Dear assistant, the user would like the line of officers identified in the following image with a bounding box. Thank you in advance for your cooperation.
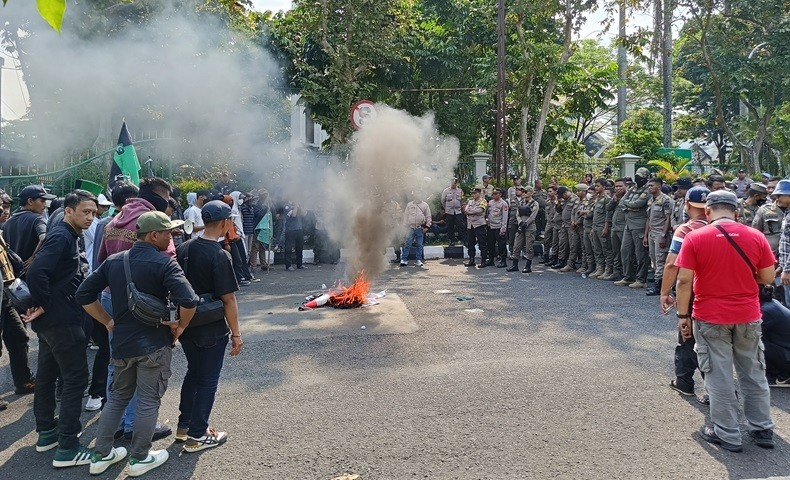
[467,169,784,296]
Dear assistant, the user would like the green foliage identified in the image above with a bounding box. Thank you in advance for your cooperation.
[172,178,214,206]
[609,109,663,160]
[36,0,66,32]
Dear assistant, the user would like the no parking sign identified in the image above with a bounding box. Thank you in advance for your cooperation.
[349,100,377,130]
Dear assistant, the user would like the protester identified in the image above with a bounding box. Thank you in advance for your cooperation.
[183,190,208,239]
[175,200,243,452]
[675,189,776,452]
[282,200,306,272]
[759,285,790,387]
[400,193,432,268]
[77,211,198,476]
[24,190,97,467]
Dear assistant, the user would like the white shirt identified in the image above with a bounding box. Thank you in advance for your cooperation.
[183,205,204,238]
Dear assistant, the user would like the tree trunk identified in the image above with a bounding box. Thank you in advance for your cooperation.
[661,0,673,148]
[617,0,627,129]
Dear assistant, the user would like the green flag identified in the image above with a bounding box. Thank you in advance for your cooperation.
[111,121,141,186]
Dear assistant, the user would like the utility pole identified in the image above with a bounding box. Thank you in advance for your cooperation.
[495,0,507,184]
[616,0,627,130]
[0,56,4,152]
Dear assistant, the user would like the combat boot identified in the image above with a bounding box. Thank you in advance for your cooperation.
[597,267,613,280]
[506,259,519,272]
[646,278,662,296]
[464,258,476,267]
[589,267,605,279]
[496,258,507,268]
[559,264,574,273]
[485,258,495,267]
[551,260,566,270]
[521,259,532,274]
[576,265,587,274]
[614,278,632,286]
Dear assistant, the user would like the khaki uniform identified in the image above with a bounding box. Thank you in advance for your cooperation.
[507,194,520,254]
[511,198,539,260]
[486,198,509,263]
[620,184,650,283]
[591,193,613,274]
[646,193,672,282]
[563,195,581,264]
[465,198,488,261]
[608,195,627,278]
[753,202,785,257]
[543,198,557,256]
[579,197,595,272]
[477,183,495,201]
[670,197,685,232]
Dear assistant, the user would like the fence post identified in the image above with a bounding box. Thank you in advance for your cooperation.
[471,152,491,185]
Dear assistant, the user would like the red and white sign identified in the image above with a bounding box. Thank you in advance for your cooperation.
[350,100,377,130]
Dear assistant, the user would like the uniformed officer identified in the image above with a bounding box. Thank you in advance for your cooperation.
[560,184,586,272]
[463,188,488,268]
[616,167,651,288]
[578,186,596,275]
[506,179,522,256]
[754,187,786,258]
[643,177,672,296]
[605,178,628,281]
[546,187,564,267]
[507,186,539,273]
[590,178,612,279]
[542,185,558,265]
[552,187,572,270]
[485,188,508,267]
[478,175,495,202]
[670,177,692,232]
[740,183,768,226]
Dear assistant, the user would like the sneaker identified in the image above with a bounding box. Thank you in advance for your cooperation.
[15,378,35,395]
[399,262,408,267]
[183,428,228,453]
[286,266,295,271]
[628,281,646,289]
[52,444,94,467]
[174,427,188,442]
[297,265,307,269]
[123,422,172,442]
[85,395,103,412]
[698,426,742,452]
[669,380,695,396]
[36,427,59,452]
[697,394,710,406]
[128,450,169,477]
[751,429,775,449]
[90,447,127,475]
[415,260,424,267]
[0,399,7,411]
[768,376,790,388]
[239,280,251,286]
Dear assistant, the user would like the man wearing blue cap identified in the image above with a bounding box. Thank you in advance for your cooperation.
[774,179,790,306]
[661,186,710,404]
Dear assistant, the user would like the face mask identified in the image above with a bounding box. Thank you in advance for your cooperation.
[45,200,52,209]
[585,193,593,200]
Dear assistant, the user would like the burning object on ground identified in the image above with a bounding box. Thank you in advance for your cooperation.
[299,274,384,310]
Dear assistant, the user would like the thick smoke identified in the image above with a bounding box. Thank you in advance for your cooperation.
[330,106,459,280]
[2,1,288,181]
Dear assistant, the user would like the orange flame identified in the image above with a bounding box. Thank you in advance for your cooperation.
[329,273,370,307]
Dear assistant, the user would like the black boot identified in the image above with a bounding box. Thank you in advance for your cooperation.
[496,257,507,268]
[464,258,476,267]
[646,277,662,296]
[521,259,532,273]
[541,255,552,265]
[551,260,566,270]
[485,258,495,267]
[506,259,519,272]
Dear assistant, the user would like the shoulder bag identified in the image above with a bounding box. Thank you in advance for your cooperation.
[181,241,226,328]
[123,251,170,327]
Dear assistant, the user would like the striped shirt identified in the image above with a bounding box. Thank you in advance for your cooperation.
[669,215,708,255]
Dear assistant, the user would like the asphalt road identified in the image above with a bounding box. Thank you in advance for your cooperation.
[1,258,789,479]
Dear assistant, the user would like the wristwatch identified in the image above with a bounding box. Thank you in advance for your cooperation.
[676,313,690,319]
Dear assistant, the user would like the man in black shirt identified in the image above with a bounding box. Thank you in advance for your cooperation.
[77,211,198,476]
[23,190,97,468]
[174,200,242,452]
[760,286,790,386]
[3,184,55,266]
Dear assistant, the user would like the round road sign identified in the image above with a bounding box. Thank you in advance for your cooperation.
[350,100,377,130]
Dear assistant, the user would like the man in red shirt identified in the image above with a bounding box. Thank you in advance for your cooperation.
[675,189,776,452]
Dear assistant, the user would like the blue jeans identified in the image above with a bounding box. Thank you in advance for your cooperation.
[178,335,228,438]
[102,291,138,432]
[33,323,89,450]
[693,319,774,445]
[401,227,425,262]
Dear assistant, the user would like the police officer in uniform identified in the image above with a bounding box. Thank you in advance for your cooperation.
[616,167,651,288]
[507,177,522,256]
[591,178,612,279]
[463,188,488,268]
[542,186,558,265]
[560,184,585,272]
[754,187,786,259]
[740,183,768,226]
[604,178,628,281]
[670,178,692,232]
[552,187,572,270]
[644,177,673,296]
[578,186,596,275]
[507,186,539,273]
[485,188,508,267]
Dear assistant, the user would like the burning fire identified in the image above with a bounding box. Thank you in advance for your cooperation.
[329,273,370,308]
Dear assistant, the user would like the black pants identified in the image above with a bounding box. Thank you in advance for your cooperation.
[763,339,790,381]
[674,332,700,392]
[0,297,34,389]
[445,214,465,243]
[284,229,304,268]
[230,239,251,281]
[466,225,488,261]
[87,317,110,399]
[34,324,89,450]
[486,227,506,262]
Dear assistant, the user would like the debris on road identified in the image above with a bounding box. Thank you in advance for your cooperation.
[455,295,474,301]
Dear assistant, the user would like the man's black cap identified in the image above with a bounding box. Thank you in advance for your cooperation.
[19,185,56,202]
[672,177,693,191]
[201,200,232,223]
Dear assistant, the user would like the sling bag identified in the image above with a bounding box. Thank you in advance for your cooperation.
[123,251,170,327]
[181,241,226,328]
[714,224,757,279]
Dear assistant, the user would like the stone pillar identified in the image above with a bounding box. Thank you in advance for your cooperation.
[471,152,491,184]
[614,153,642,179]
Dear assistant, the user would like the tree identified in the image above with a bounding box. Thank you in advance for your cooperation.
[675,0,790,174]
[608,108,663,160]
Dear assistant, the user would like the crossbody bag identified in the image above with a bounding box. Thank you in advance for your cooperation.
[714,224,757,280]
[123,251,170,327]
[181,241,226,328]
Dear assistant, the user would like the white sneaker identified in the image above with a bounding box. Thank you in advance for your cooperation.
[128,450,169,477]
[399,261,408,267]
[416,260,424,267]
[90,447,127,475]
[183,429,228,453]
[85,396,103,411]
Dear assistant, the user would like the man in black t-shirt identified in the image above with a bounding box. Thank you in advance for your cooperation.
[175,200,242,453]
[3,185,55,265]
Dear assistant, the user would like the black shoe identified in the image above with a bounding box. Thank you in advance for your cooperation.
[698,426,742,452]
[464,261,476,267]
[485,259,495,267]
[15,378,35,395]
[551,261,566,270]
[522,259,532,274]
[696,394,710,406]
[751,429,775,449]
[645,288,660,296]
[496,261,506,268]
[669,380,695,396]
[476,263,487,269]
[0,399,7,411]
[506,260,519,272]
